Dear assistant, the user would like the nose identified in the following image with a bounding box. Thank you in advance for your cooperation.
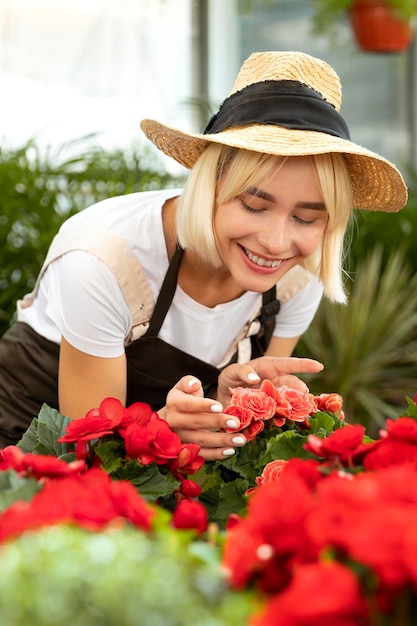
[258,216,293,256]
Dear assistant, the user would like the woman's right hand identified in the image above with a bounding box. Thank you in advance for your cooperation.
[158,375,246,462]
[216,355,324,407]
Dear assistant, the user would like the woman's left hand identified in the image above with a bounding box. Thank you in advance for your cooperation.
[216,356,324,407]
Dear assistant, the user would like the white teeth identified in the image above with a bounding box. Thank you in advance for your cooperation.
[244,248,282,268]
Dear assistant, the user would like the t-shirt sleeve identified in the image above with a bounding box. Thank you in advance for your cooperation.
[273,275,323,338]
[45,251,132,358]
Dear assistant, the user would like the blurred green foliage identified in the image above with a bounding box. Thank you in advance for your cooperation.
[0,524,253,626]
[295,170,417,432]
[0,136,183,335]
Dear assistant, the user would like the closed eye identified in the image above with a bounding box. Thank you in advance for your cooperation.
[294,215,317,225]
[239,199,265,214]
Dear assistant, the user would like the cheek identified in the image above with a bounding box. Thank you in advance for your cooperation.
[298,223,327,255]
[214,203,246,239]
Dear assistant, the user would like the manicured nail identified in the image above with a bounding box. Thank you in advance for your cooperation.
[231,436,245,445]
[247,372,260,381]
[225,419,239,429]
[211,404,222,413]
[222,448,235,457]
[188,378,199,387]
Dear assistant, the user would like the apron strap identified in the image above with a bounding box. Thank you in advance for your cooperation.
[144,245,184,337]
[260,286,281,346]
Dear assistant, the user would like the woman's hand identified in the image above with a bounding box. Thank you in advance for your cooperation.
[159,375,246,462]
[216,356,324,407]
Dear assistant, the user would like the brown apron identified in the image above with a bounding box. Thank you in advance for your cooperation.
[0,246,279,446]
[0,321,60,446]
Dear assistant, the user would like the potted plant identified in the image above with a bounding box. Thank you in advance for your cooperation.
[311,0,416,52]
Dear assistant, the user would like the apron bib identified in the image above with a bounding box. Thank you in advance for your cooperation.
[126,246,279,409]
[126,247,216,407]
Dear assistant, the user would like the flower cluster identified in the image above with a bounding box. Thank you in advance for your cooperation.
[224,381,343,440]
[2,385,417,625]
[222,397,417,626]
[57,397,206,503]
[195,383,345,524]
[0,398,210,542]
[0,453,155,543]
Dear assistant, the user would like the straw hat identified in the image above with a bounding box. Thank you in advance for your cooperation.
[140,51,407,212]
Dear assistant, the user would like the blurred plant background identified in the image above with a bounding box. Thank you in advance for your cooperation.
[0,523,252,626]
[294,166,417,434]
[0,137,183,332]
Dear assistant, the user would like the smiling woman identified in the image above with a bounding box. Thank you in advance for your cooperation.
[0,50,407,464]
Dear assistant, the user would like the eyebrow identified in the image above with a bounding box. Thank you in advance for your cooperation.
[246,187,327,211]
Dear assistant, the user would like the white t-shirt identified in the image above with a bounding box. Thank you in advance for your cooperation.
[20,189,323,366]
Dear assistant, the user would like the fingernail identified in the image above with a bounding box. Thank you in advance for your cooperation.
[247,372,260,381]
[188,378,199,387]
[226,419,239,429]
[222,448,235,457]
[211,404,222,413]
[231,436,245,445]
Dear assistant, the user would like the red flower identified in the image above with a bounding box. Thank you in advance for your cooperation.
[304,424,367,462]
[364,440,417,471]
[178,478,202,498]
[122,418,182,465]
[225,513,242,530]
[167,443,204,476]
[0,446,26,471]
[223,474,315,593]
[306,467,417,593]
[363,418,417,470]
[105,477,156,530]
[223,405,253,431]
[21,454,86,479]
[0,501,35,543]
[275,386,316,423]
[283,457,325,491]
[242,418,265,442]
[172,498,208,534]
[246,460,289,496]
[251,561,369,626]
[383,416,417,444]
[0,446,86,479]
[0,468,155,542]
[255,460,288,487]
[58,397,125,443]
[229,386,277,421]
[118,401,157,431]
[314,392,344,415]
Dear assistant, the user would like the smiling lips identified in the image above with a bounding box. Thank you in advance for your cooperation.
[243,246,283,269]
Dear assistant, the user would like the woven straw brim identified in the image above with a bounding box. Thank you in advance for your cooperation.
[140,119,408,213]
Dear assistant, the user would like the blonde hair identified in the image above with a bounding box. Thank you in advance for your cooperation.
[177,144,352,303]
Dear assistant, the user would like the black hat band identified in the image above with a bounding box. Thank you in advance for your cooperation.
[204,80,350,140]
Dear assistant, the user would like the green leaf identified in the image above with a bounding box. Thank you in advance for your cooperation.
[263,430,312,461]
[111,461,181,501]
[18,404,73,457]
[17,417,40,453]
[215,478,249,523]
[0,471,40,512]
[94,439,125,473]
[404,397,417,419]
[309,411,338,434]
[219,435,268,483]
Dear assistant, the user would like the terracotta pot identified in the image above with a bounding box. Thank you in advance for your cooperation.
[348,0,414,52]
